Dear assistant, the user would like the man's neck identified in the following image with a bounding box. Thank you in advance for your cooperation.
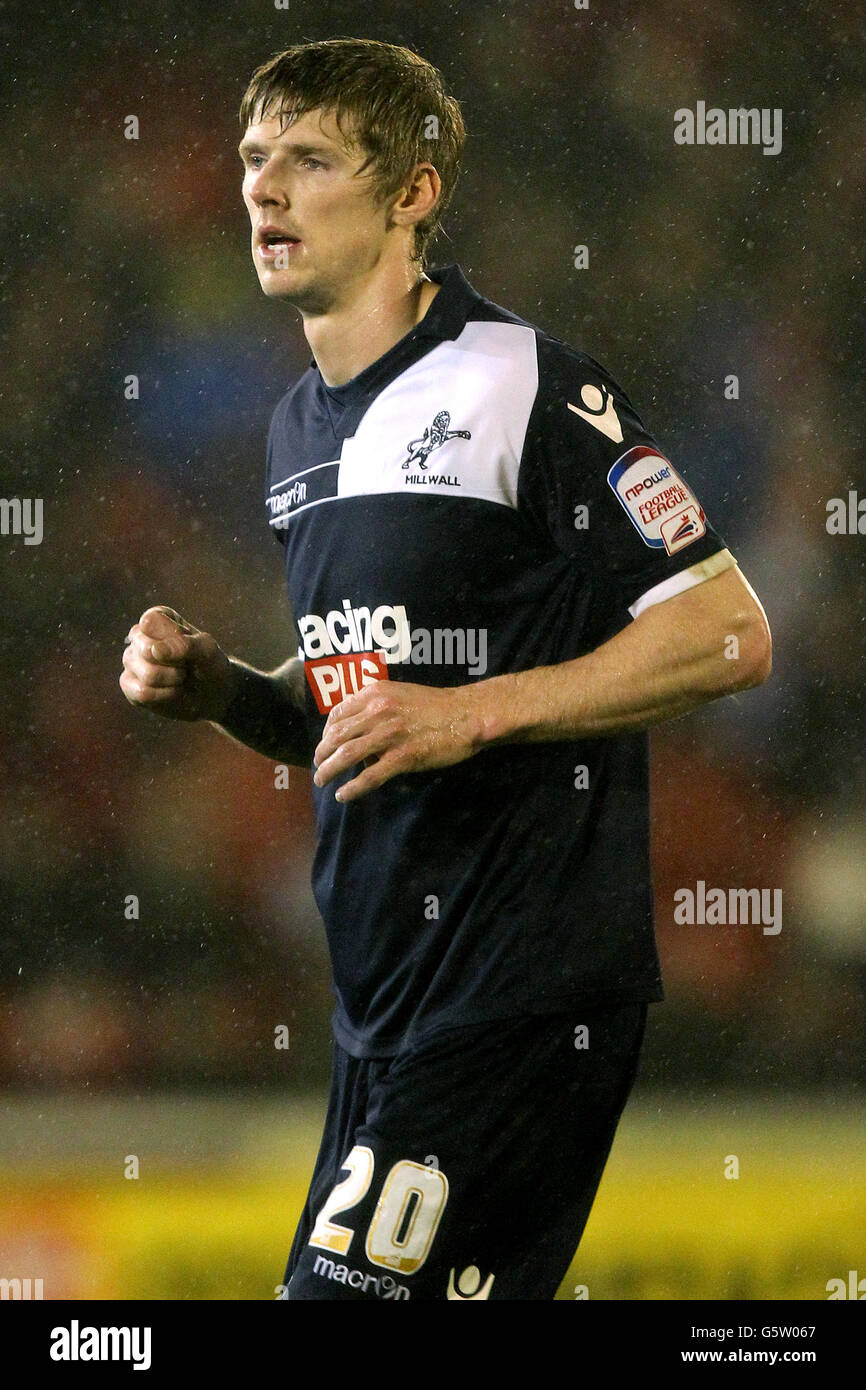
[304,267,441,388]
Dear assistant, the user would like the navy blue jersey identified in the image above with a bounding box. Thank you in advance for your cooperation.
[264,263,736,1058]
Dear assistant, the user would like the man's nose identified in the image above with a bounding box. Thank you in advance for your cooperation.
[248,168,286,208]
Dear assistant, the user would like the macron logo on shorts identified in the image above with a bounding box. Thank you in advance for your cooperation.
[446,1265,496,1300]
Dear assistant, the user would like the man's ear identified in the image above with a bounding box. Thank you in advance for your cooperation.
[388,162,441,231]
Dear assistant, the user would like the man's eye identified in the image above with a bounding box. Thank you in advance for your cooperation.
[302,157,325,169]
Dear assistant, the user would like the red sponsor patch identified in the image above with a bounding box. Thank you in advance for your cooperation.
[305,651,389,713]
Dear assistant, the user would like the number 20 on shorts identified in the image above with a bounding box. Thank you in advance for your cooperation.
[309,1146,449,1275]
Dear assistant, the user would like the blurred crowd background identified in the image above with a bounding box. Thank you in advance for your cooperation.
[1,0,864,1100]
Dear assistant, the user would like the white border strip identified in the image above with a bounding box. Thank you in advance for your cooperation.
[628,548,737,619]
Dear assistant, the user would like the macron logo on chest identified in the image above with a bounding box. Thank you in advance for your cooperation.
[267,321,539,530]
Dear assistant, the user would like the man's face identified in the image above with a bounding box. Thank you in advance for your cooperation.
[239,104,396,312]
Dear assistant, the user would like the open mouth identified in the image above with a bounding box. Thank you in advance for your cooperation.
[258,229,301,258]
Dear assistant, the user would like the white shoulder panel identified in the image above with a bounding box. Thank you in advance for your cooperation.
[336,320,539,508]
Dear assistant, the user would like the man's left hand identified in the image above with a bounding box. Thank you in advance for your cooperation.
[312,680,483,803]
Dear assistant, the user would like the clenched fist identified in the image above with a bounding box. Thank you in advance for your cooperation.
[120,606,235,723]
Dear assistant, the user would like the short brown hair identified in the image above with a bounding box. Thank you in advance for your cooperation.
[239,38,466,267]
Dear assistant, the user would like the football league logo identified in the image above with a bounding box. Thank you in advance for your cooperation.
[402,409,471,470]
[660,505,704,553]
[608,445,706,555]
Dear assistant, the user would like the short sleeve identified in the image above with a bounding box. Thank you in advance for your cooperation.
[517,338,736,617]
[264,401,288,549]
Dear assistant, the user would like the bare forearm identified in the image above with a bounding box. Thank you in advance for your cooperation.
[309,567,772,803]
[465,591,771,748]
[210,657,313,766]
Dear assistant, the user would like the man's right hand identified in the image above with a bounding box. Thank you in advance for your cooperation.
[120,606,236,723]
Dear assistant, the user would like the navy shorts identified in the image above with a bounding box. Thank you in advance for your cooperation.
[280,1001,648,1301]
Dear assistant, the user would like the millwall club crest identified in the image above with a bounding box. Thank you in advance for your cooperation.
[402,409,471,470]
